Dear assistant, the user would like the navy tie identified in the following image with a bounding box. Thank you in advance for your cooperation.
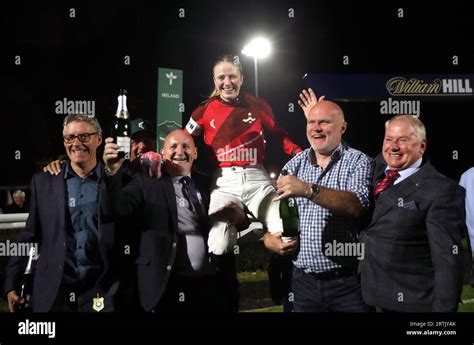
[180,176,207,227]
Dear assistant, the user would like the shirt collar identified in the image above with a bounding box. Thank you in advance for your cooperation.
[307,143,345,167]
[215,92,251,107]
[64,161,101,181]
[385,157,422,177]
[172,173,192,184]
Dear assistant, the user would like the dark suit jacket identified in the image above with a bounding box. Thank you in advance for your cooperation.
[360,157,466,312]
[106,169,213,312]
[112,160,143,311]
[3,164,120,312]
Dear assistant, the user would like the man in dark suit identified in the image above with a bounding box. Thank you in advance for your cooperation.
[40,117,157,312]
[103,129,247,312]
[39,118,155,312]
[4,114,119,312]
[360,115,466,312]
[113,118,157,312]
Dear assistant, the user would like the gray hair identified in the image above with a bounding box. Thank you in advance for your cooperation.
[13,190,26,198]
[385,115,426,141]
[62,114,102,136]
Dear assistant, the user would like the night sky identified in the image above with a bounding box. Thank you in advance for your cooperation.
[2,0,473,188]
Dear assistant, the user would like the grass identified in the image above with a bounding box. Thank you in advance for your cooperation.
[237,269,268,282]
[0,301,8,312]
[459,285,474,312]
[244,305,283,313]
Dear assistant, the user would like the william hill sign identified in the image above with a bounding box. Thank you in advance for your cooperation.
[306,74,474,101]
[386,77,472,96]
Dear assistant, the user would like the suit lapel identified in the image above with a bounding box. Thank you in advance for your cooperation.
[369,162,427,226]
[162,176,179,234]
[97,165,108,240]
[51,172,67,240]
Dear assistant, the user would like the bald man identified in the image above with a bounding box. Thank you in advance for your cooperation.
[103,130,248,312]
[265,90,374,312]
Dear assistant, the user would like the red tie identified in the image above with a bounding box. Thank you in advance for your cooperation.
[374,169,400,199]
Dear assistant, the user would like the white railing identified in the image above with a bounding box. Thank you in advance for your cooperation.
[0,213,261,234]
[0,213,28,230]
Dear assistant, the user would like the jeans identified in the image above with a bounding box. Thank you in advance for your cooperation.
[292,266,372,312]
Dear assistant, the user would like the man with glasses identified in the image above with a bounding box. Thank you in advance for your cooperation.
[40,117,157,311]
[42,117,156,175]
[4,114,119,312]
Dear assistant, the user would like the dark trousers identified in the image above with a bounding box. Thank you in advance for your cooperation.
[211,253,239,312]
[154,273,228,312]
[50,285,114,312]
[268,253,293,312]
[292,266,372,312]
[375,306,398,312]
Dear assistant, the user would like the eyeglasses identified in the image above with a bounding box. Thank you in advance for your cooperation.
[63,132,98,144]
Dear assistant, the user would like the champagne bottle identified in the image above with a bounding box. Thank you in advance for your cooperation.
[279,169,299,242]
[112,89,131,159]
[15,247,36,312]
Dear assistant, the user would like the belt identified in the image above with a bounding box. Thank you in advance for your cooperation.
[221,164,262,171]
[310,267,357,280]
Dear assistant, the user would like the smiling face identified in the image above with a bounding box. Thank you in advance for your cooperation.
[213,61,244,102]
[131,132,155,161]
[382,118,426,171]
[161,130,197,176]
[306,101,347,157]
[63,120,102,172]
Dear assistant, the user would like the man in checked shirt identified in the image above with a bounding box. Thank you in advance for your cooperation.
[265,89,374,312]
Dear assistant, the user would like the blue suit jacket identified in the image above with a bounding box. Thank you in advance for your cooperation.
[3,164,120,312]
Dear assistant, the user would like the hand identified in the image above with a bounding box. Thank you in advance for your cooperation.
[274,175,309,201]
[7,290,24,312]
[298,88,325,119]
[103,137,125,175]
[42,160,65,175]
[263,232,298,256]
[213,203,246,226]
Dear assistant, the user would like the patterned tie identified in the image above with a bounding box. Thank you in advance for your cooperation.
[374,169,400,199]
[180,176,207,226]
